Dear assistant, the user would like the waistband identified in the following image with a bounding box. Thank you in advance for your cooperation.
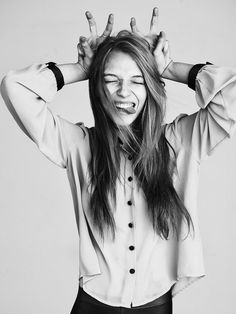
[131,288,172,308]
[78,287,172,309]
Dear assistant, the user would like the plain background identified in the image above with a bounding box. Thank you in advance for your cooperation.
[0,0,236,313]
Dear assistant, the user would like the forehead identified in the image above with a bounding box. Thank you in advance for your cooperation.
[104,50,142,76]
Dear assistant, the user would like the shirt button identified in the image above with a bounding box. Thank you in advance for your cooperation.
[129,268,135,274]
[128,155,132,160]
[128,176,133,181]
[128,223,133,228]
[129,245,135,251]
[127,200,132,206]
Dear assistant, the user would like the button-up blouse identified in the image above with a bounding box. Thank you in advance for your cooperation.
[1,63,236,308]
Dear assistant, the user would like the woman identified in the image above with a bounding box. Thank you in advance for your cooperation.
[1,7,236,314]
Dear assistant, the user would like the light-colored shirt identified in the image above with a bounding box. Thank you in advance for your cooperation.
[1,63,236,308]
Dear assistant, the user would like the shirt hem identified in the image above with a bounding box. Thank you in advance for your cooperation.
[82,281,175,308]
[80,274,206,308]
[172,274,206,298]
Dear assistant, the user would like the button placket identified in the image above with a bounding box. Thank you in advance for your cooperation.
[125,153,134,189]
[125,153,135,209]
[117,149,136,305]
[120,152,134,195]
[126,157,137,304]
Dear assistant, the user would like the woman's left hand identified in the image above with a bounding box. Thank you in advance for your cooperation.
[152,31,172,76]
[130,7,159,52]
[130,7,172,76]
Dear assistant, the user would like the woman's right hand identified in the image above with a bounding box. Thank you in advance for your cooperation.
[77,11,114,78]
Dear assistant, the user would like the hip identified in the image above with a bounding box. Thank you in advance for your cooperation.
[70,287,173,314]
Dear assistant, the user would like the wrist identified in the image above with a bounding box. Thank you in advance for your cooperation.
[46,62,64,90]
[161,60,175,80]
[56,63,88,85]
[161,59,174,78]
[162,62,194,84]
[74,63,89,81]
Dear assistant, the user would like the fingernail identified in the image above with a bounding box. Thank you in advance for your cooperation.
[109,14,114,22]
[80,36,86,43]
[85,11,92,18]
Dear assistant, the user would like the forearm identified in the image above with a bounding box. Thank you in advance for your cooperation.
[40,62,87,86]
[1,61,88,144]
[162,61,194,84]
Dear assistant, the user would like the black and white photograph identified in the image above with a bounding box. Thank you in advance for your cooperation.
[0,1,236,313]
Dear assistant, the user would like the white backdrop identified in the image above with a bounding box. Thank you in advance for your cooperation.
[0,0,236,313]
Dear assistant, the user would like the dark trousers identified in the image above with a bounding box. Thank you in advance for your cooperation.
[70,287,173,314]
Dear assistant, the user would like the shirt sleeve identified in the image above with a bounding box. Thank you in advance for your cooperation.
[0,63,86,169]
[166,64,236,162]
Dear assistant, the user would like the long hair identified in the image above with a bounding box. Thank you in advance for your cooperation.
[87,30,194,242]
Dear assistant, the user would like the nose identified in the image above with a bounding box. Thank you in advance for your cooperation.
[116,80,131,98]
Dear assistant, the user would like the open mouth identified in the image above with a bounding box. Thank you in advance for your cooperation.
[115,102,136,114]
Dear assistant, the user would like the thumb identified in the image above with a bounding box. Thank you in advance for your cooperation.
[163,40,169,55]
[80,37,93,59]
[153,31,166,56]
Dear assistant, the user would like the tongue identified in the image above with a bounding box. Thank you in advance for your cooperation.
[119,106,136,114]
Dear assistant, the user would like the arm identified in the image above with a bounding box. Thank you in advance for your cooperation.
[0,63,80,169]
[130,8,236,161]
[156,34,236,160]
[154,33,236,161]
[40,62,87,86]
[161,61,194,85]
[170,64,236,162]
[41,11,114,85]
[130,8,194,84]
[0,12,114,168]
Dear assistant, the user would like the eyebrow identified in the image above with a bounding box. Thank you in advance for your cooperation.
[104,73,144,78]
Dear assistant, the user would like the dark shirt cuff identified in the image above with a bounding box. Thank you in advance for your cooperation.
[46,62,65,91]
[188,62,213,91]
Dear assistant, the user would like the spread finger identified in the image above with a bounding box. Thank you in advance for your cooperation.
[150,7,158,34]
[101,13,114,38]
[85,11,97,38]
[130,17,140,34]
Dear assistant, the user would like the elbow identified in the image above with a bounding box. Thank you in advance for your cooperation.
[1,70,16,83]
[0,75,9,100]
[0,70,17,100]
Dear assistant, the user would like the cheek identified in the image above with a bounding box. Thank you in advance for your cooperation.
[105,84,116,96]
[137,88,147,103]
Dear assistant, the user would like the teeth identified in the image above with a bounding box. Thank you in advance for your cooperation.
[116,102,134,108]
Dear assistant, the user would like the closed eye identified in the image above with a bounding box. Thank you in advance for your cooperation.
[132,81,144,85]
[105,80,144,85]
[104,80,118,84]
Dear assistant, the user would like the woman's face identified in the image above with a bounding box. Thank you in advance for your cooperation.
[103,50,147,126]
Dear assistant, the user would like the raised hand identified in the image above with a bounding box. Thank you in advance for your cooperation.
[130,7,159,52]
[77,36,94,77]
[84,11,114,51]
[77,11,114,78]
[77,12,114,78]
[130,7,172,76]
[152,31,172,76]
